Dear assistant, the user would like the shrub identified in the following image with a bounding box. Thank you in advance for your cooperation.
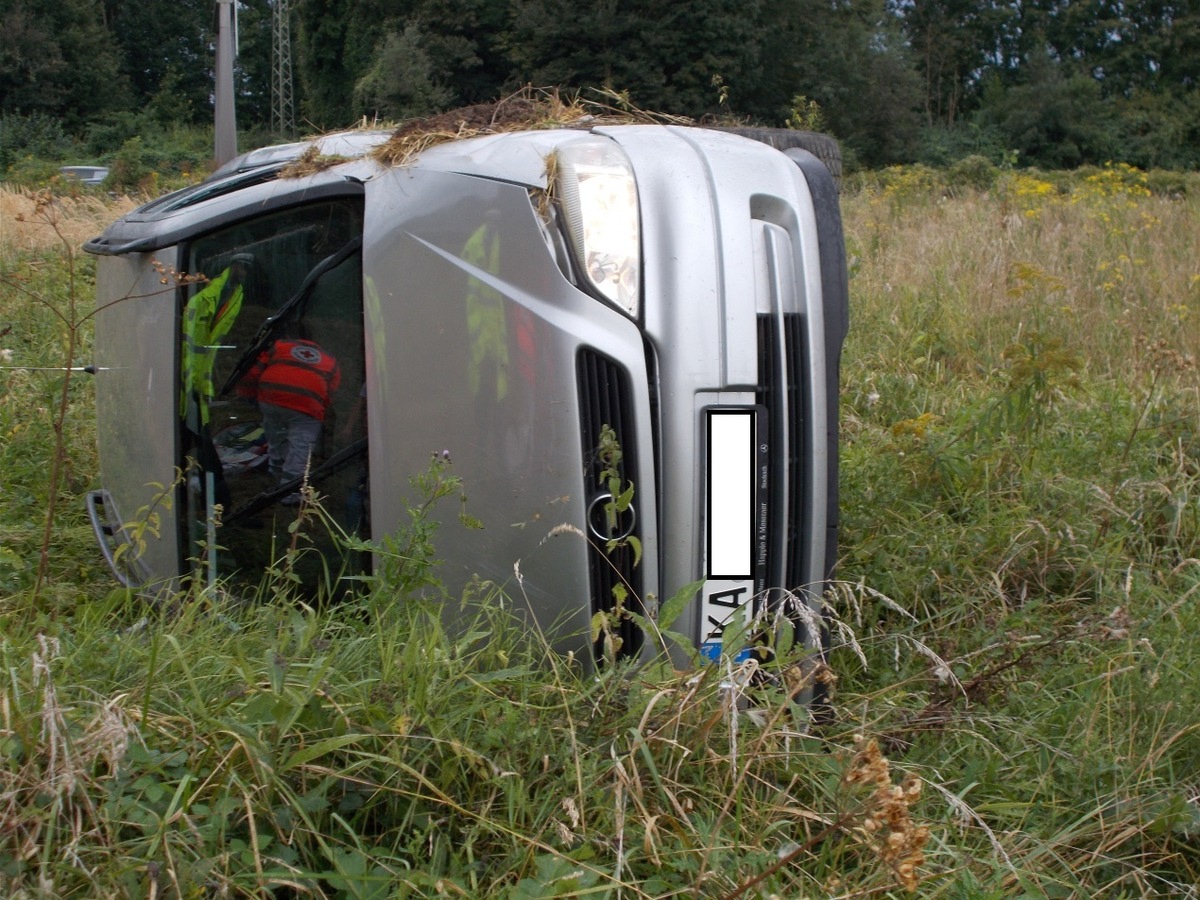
[1143,168,1196,198]
[3,155,66,188]
[104,136,155,193]
[946,154,998,192]
[0,113,73,170]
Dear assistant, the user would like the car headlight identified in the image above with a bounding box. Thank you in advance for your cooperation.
[556,137,641,318]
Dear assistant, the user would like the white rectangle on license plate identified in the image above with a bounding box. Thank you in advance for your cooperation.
[707,409,754,577]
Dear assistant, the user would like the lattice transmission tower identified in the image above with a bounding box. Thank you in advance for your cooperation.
[272,0,296,138]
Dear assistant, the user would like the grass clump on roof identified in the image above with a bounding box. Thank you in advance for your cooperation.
[369,86,692,168]
[278,144,354,179]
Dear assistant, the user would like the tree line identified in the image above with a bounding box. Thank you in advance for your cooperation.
[2,0,1198,172]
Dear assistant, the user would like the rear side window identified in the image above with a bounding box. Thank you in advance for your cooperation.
[177,199,368,590]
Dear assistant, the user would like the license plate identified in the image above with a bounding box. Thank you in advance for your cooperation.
[700,407,768,662]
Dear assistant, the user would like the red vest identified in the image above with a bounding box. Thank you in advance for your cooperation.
[247,339,341,421]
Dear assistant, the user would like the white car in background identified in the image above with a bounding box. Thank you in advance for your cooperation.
[59,165,109,186]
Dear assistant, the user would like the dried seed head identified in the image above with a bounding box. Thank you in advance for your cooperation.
[842,738,930,891]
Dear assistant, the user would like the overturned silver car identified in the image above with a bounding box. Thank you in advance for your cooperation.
[85,110,848,668]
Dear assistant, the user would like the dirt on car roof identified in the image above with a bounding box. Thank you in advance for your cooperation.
[369,86,691,168]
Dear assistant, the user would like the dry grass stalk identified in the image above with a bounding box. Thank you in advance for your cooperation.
[1,637,137,894]
[0,188,135,259]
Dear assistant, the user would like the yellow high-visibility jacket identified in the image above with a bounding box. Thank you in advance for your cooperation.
[180,267,244,428]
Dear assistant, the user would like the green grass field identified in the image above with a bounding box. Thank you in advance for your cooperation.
[1,165,1199,897]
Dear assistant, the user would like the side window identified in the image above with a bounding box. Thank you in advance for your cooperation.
[178,199,368,590]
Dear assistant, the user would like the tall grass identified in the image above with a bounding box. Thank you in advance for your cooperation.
[0,188,137,264]
[837,163,1200,895]
[2,168,1200,895]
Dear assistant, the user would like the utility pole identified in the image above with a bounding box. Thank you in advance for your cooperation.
[214,0,238,165]
[272,0,296,138]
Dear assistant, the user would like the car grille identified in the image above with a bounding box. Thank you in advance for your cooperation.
[577,348,644,659]
[757,312,808,596]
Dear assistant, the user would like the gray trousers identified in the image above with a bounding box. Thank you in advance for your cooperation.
[260,403,322,482]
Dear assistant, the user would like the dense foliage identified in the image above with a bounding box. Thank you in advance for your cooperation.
[1,0,1199,172]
